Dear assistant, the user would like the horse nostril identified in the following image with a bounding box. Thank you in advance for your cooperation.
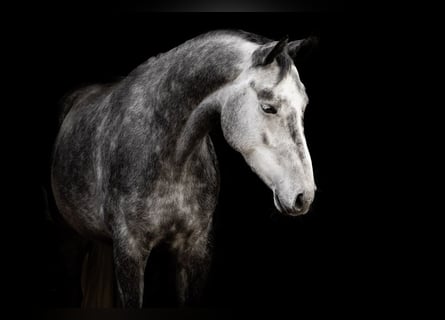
[294,193,304,210]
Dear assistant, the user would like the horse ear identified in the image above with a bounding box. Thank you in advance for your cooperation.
[253,36,289,66]
[288,35,319,63]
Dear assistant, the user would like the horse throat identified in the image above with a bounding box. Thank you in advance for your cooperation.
[175,99,221,165]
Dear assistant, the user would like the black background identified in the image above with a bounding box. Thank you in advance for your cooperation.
[6,3,434,316]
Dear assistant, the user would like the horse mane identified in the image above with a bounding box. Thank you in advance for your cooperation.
[213,29,293,82]
[127,29,292,85]
[204,29,274,44]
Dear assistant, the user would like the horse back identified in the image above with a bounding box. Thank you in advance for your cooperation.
[57,84,107,127]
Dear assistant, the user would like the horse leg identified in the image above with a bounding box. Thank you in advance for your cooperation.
[80,241,114,308]
[112,238,151,308]
[176,237,211,306]
[56,224,89,306]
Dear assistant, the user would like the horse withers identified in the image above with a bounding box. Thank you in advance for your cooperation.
[51,30,317,307]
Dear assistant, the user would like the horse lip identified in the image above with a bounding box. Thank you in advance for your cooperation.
[273,193,309,216]
[273,193,285,214]
[289,207,308,216]
[291,201,312,216]
[274,193,291,215]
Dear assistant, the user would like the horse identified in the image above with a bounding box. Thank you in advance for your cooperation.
[51,29,317,308]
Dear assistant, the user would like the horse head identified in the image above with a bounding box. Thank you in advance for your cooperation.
[220,36,317,216]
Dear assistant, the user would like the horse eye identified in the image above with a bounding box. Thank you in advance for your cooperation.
[261,104,277,114]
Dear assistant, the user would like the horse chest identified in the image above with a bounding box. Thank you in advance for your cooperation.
[139,162,218,241]
[151,173,214,219]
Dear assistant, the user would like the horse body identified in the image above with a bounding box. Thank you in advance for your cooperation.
[52,35,243,238]
[51,30,317,307]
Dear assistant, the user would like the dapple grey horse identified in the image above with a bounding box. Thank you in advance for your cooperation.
[51,30,317,308]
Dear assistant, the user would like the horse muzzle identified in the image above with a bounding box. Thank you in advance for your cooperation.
[273,190,314,216]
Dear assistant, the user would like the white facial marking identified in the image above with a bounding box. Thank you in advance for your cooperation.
[276,66,308,107]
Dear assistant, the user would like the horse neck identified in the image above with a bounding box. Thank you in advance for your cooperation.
[129,36,252,162]
[156,39,242,109]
